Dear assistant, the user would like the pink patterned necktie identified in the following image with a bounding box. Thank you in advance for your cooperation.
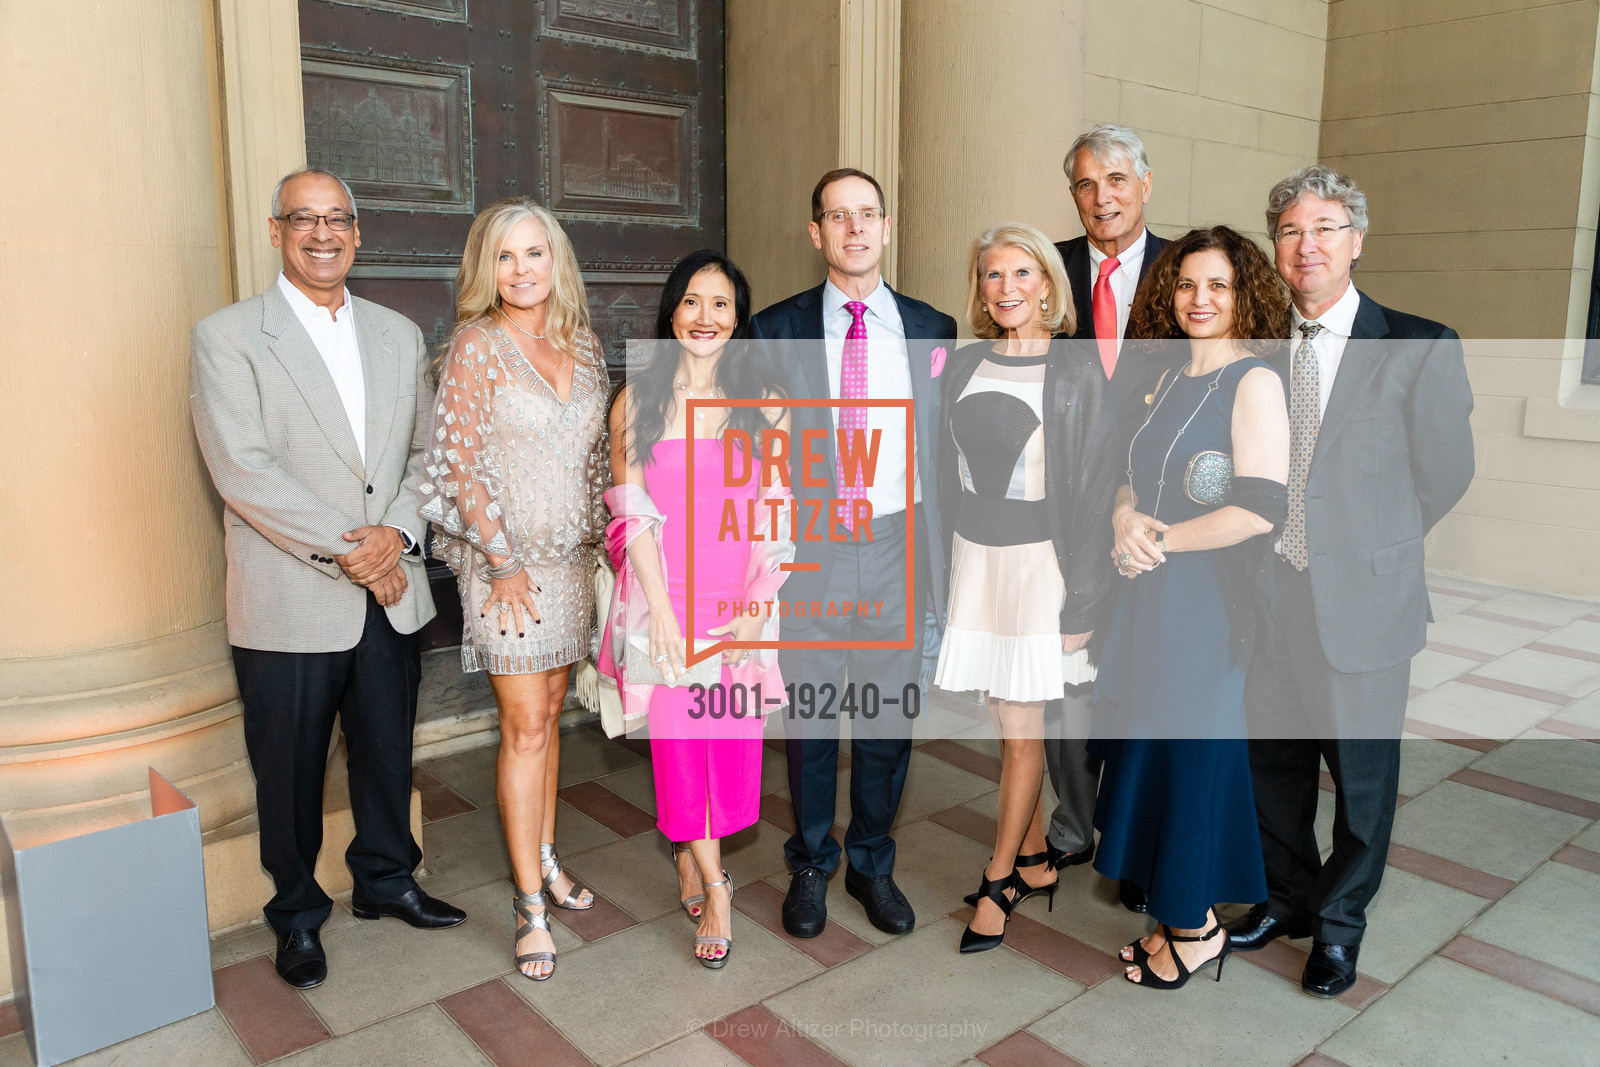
[836,300,870,529]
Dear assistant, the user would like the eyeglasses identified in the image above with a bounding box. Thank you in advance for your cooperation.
[276,212,357,232]
[1273,223,1353,244]
[818,208,881,226]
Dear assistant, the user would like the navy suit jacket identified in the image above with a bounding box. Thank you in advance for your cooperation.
[1055,231,1176,441]
[750,282,957,620]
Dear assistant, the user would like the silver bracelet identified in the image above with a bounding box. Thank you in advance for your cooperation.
[486,556,524,580]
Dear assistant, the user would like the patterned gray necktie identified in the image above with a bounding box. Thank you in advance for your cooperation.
[1283,321,1324,570]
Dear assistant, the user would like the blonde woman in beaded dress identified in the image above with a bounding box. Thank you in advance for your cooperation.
[421,198,609,980]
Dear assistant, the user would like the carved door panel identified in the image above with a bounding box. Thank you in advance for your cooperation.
[298,0,725,370]
[299,0,724,649]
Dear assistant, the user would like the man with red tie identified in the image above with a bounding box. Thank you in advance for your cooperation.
[1047,124,1175,913]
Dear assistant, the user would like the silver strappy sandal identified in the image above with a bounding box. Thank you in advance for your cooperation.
[694,871,734,970]
[540,843,595,910]
[513,884,556,981]
[672,841,705,920]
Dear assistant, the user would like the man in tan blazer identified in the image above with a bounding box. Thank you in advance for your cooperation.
[191,167,464,990]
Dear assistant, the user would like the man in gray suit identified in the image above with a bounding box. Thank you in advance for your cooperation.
[191,167,464,989]
[1226,166,1474,998]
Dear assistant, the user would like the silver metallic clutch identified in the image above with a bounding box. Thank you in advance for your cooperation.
[624,634,722,688]
[1183,450,1233,506]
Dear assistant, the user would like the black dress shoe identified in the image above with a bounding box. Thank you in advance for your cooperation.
[275,928,327,989]
[1302,941,1359,998]
[783,867,829,938]
[845,867,915,935]
[1224,904,1313,952]
[1119,880,1149,914]
[351,886,467,929]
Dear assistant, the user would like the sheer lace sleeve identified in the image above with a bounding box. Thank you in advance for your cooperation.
[420,323,515,576]
[579,330,613,539]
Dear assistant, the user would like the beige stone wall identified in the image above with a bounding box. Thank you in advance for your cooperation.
[1322,0,1600,596]
[726,0,843,309]
[897,1,1087,327]
[1080,0,1328,247]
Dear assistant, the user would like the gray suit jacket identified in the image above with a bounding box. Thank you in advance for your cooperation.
[190,283,437,653]
[1274,290,1475,674]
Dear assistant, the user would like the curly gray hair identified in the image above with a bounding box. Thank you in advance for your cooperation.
[1063,124,1152,181]
[1265,165,1367,240]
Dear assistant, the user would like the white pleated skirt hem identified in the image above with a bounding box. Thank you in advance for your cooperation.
[934,626,1066,703]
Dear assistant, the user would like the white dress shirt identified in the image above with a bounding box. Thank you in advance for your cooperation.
[278,272,366,462]
[1086,227,1148,351]
[1290,281,1361,419]
[821,277,919,513]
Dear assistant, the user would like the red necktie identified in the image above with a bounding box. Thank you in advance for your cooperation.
[836,300,869,530]
[1093,255,1121,378]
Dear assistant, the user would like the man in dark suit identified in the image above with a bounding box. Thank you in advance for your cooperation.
[750,168,956,939]
[1226,166,1475,998]
[1045,125,1174,908]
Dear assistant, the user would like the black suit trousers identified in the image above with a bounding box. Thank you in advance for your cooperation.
[231,591,424,934]
[1243,561,1409,946]
[781,508,926,878]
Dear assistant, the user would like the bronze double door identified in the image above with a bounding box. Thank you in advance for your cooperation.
[298,0,726,369]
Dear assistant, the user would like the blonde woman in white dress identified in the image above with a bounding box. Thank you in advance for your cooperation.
[422,198,610,980]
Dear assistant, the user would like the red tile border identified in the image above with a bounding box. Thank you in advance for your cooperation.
[1424,641,1495,664]
[950,906,1121,987]
[1403,718,1499,752]
[977,1029,1088,1067]
[1537,718,1600,742]
[929,804,998,847]
[732,877,872,968]
[1449,768,1600,820]
[707,1004,849,1067]
[413,765,478,823]
[556,780,658,838]
[1317,770,1408,806]
[756,794,844,841]
[1553,845,1600,876]
[1585,613,1600,624]
[1456,673,1572,707]
[1235,938,1386,1009]
[213,955,331,1064]
[534,876,638,941]
[1429,584,1491,601]
[440,978,593,1067]
[1439,935,1600,1018]
[919,739,1002,783]
[0,1002,19,1040]
[1386,842,1514,899]
[1460,607,1553,632]
[1526,641,1600,665]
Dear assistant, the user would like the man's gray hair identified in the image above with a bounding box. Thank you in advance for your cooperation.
[1265,165,1368,239]
[271,166,359,218]
[1064,124,1152,181]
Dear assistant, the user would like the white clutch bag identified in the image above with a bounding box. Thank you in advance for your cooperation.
[624,634,723,688]
[1061,648,1098,687]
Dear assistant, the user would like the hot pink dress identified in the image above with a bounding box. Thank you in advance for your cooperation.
[643,438,766,841]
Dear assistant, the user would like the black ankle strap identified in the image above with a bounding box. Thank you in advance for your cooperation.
[1162,921,1223,943]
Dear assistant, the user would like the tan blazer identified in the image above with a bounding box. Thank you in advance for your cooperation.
[190,283,437,652]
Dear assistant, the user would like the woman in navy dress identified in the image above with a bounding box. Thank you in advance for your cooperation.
[1091,226,1290,989]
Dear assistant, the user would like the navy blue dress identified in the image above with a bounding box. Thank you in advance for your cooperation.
[1090,356,1271,929]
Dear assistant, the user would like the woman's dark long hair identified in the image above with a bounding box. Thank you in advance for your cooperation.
[626,249,778,465]
[1127,226,1290,352]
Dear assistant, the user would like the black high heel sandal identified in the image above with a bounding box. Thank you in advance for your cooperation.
[960,871,1018,954]
[1123,920,1230,989]
[962,850,1060,910]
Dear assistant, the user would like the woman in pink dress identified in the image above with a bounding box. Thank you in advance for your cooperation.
[601,250,792,968]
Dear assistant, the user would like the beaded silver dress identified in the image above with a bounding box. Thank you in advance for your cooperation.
[421,318,610,674]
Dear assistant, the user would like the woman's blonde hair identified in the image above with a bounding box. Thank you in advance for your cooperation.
[966,223,1076,339]
[435,197,593,379]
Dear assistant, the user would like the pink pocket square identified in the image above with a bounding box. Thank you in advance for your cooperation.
[931,346,947,378]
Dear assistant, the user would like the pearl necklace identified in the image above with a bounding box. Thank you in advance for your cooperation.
[675,379,720,421]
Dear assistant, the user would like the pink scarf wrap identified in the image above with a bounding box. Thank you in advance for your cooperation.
[597,479,795,721]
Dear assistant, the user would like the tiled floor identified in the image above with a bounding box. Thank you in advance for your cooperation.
[5,574,1600,1066]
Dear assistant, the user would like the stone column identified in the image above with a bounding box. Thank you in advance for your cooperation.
[897,0,1086,325]
[0,0,296,996]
